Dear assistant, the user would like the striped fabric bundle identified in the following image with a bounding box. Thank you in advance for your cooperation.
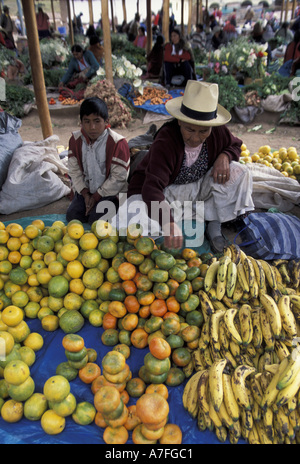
[234,212,300,260]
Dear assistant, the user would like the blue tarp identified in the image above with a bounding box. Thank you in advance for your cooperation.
[118,83,184,116]
[0,215,241,444]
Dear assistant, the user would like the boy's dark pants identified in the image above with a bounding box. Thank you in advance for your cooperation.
[66,193,119,225]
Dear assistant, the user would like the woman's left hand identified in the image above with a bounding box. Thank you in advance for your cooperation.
[211,153,230,184]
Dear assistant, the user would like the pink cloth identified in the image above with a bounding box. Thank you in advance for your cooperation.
[184,143,203,167]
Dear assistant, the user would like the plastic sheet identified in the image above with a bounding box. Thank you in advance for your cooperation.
[0,215,242,444]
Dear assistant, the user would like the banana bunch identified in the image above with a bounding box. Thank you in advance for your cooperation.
[183,350,300,444]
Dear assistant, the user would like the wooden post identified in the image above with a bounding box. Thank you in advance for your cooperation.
[146,0,152,55]
[110,0,115,32]
[200,0,203,23]
[284,0,289,21]
[88,0,94,26]
[292,0,297,18]
[181,0,184,35]
[122,0,127,23]
[188,0,192,35]
[50,0,56,30]
[102,0,113,84]
[162,0,169,43]
[280,0,284,22]
[21,0,52,139]
[66,0,74,45]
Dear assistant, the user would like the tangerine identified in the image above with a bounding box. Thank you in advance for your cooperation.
[78,362,101,384]
[41,409,66,435]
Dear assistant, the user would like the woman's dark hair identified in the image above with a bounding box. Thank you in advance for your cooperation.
[139,26,146,35]
[71,44,83,53]
[89,35,100,46]
[80,97,108,121]
[170,28,185,52]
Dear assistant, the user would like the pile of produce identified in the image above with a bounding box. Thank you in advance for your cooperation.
[0,215,299,444]
[240,143,300,181]
[182,245,300,444]
[84,79,132,128]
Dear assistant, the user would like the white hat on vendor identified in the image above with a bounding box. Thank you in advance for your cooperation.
[165,80,231,127]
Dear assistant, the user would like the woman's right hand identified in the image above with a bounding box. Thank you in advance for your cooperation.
[162,222,183,249]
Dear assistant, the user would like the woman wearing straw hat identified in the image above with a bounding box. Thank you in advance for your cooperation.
[112,80,254,252]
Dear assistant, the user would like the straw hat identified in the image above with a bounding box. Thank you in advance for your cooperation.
[165,80,231,127]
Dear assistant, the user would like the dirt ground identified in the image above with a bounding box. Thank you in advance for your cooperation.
[1,106,300,242]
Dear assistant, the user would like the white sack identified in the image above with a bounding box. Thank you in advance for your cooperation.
[0,135,70,214]
[247,163,300,211]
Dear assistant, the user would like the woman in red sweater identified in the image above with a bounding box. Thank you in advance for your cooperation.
[163,29,196,87]
[122,81,254,252]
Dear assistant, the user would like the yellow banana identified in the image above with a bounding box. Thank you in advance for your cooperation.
[238,304,253,347]
[222,295,239,309]
[215,425,228,443]
[231,364,256,411]
[249,374,264,407]
[251,308,263,350]
[182,369,203,410]
[290,295,300,311]
[209,397,223,428]
[237,262,250,293]
[243,256,256,291]
[198,289,214,320]
[275,406,290,436]
[225,262,237,299]
[222,373,240,422]
[183,358,195,378]
[229,419,242,444]
[218,319,230,352]
[212,299,227,312]
[224,308,243,345]
[185,371,203,417]
[218,401,234,430]
[278,263,291,285]
[197,369,210,418]
[276,349,300,391]
[260,306,275,351]
[260,293,282,339]
[203,261,220,293]
[251,399,261,422]
[198,318,210,351]
[208,358,227,412]
[232,280,244,304]
[248,422,261,444]
[249,256,266,290]
[207,286,217,301]
[260,356,289,410]
[277,295,297,339]
[197,410,207,431]
[263,407,274,441]
[258,259,278,290]
[220,348,238,369]
[216,278,226,301]
[209,310,225,353]
[275,339,291,362]
[228,244,242,265]
[200,346,213,368]
[192,348,206,372]
[217,255,231,282]
[256,420,273,444]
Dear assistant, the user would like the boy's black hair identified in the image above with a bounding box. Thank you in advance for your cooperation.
[71,44,84,53]
[80,97,109,121]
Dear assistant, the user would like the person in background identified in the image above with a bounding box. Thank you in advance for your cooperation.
[209,14,218,31]
[163,28,196,88]
[275,21,294,44]
[76,13,84,34]
[121,80,253,252]
[191,24,206,49]
[127,13,140,42]
[223,9,237,41]
[133,26,147,49]
[144,34,165,78]
[284,29,300,62]
[59,44,100,87]
[36,6,51,39]
[89,35,104,65]
[250,22,271,65]
[211,26,227,50]
[244,6,254,27]
[0,6,15,49]
[67,97,130,225]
